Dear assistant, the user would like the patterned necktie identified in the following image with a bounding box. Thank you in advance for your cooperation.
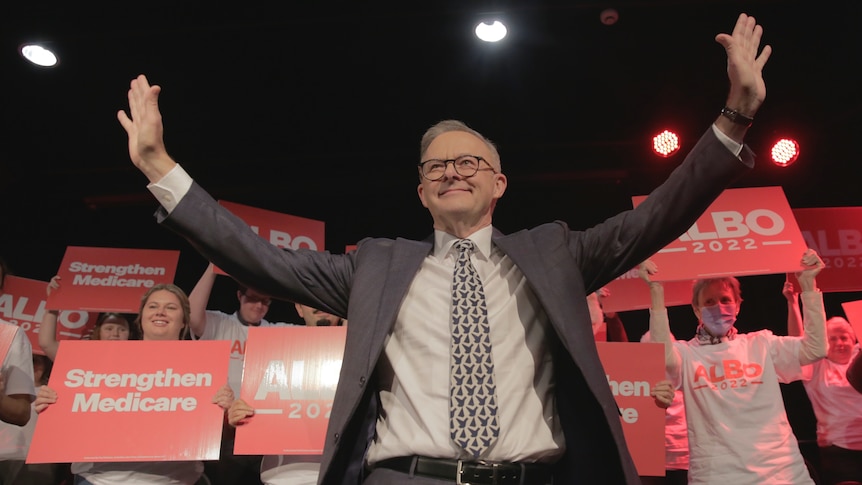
[449,238,499,457]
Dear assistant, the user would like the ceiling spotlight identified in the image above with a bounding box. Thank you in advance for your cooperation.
[475,20,507,42]
[20,43,59,67]
[652,129,680,157]
[600,8,619,26]
[770,138,800,167]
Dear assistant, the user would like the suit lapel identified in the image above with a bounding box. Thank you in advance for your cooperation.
[369,236,433,351]
[493,230,556,312]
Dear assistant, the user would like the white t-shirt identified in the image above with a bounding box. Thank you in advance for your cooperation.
[196,310,293,396]
[71,461,204,484]
[260,455,320,485]
[801,345,862,449]
[0,324,36,460]
[673,330,813,485]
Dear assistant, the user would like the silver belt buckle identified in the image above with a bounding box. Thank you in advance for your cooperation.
[456,460,471,485]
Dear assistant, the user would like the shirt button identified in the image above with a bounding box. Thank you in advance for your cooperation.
[359,376,366,386]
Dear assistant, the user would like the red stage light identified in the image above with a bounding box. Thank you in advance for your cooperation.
[652,130,680,157]
[770,138,800,167]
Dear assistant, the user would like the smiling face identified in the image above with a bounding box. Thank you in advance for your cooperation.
[417,130,507,237]
[237,288,271,325]
[140,289,187,341]
[826,317,857,364]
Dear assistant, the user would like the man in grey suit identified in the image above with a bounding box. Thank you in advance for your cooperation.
[118,13,770,485]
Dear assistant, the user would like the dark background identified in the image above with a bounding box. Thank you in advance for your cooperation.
[2,0,861,450]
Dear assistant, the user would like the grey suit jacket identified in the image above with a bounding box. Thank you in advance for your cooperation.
[159,127,753,484]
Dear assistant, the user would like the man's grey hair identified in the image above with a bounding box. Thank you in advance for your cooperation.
[419,119,502,171]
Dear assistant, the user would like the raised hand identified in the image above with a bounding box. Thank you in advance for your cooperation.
[795,249,825,292]
[116,74,177,183]
[782,275,798,303]
[46,275,60,296]
[715,13,772,117]
[637,259,659,285]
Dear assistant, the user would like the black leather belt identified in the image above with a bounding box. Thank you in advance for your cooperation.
[371,456,554,485]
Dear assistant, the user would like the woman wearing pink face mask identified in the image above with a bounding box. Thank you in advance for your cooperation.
[638,249,827,485]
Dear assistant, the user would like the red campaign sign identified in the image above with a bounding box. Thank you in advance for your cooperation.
[49,246,180,313]
[793,207,862,293]
[27,340,230,464]
[215,201,325,276]
[0,275,97,355]
[0,320,19,366]
[595,342,666,477]
[632,186,808,281]
[235,326,346,455]
[841,300,862,341]
[602,268,694,313]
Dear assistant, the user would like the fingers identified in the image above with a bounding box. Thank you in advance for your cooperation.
[46,275,60,295]
[782,280,797,300]
[756,44,773,70]
[211,383,236,410]
[637,260,658,282]
[227,399,255,427]
[34,385,58,414]
[650,380,674,409]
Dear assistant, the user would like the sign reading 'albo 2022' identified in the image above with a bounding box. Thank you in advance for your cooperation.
[632,186,808,281]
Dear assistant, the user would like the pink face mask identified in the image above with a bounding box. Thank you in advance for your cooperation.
[700,303,737,337]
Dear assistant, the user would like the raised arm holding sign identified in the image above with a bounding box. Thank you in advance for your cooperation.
[638,250,826,484]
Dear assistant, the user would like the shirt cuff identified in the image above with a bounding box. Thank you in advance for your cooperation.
[711,123,743,157]
[146,164,193,213]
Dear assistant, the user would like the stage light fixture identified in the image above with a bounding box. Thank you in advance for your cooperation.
[770,138,800,167]
[652,130,680,157]
[475,20,507,42]
[19,43,59,67]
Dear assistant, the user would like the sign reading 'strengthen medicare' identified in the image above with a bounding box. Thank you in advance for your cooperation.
[49,246,180,313]
[632,186,808,281]
[27,340,230,463]
[595,342,665,477]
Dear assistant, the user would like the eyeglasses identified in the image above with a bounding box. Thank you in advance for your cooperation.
[242,294,272,306]
[417,155,497,181]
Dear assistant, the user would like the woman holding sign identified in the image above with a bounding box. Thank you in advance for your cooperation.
[638,249,827,485]
[786,284,862,485]
[34,284,222,485]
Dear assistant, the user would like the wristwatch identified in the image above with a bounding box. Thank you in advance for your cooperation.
[720,106,754,127]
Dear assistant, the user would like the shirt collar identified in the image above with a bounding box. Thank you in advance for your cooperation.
[433,225,494,260]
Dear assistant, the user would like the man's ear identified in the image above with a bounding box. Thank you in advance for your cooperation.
[417,183,429,208]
